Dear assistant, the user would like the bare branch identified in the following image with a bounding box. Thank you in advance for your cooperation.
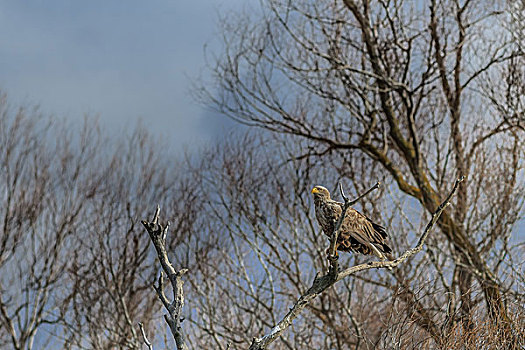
[138,322,153,350]
[346,182,382,207]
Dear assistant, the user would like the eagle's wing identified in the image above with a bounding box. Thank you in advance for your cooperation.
[339,208,392,258]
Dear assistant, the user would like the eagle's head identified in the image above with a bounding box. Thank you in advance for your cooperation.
[311,185,331,200]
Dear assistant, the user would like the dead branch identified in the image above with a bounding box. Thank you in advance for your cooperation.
[142,206,189,350]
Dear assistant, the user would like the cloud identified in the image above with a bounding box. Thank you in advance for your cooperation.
[0,0,253,149]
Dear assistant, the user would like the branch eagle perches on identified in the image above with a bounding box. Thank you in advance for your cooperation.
[249,177,463,350]
[141,206,189,350]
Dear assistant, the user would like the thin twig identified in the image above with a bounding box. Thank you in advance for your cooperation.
[138,322,153,350]
[347,181,382,207]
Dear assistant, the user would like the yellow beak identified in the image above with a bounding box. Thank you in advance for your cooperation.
[311,187,319,194]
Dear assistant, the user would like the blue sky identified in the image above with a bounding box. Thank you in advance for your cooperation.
[0,0,252,149]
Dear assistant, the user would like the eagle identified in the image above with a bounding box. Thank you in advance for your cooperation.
[311,185,393,260]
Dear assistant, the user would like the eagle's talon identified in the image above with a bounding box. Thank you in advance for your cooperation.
[326,249,339,262]
[327,254,338,262]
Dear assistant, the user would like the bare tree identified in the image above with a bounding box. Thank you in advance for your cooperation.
[0,94,205,349]
[199,0,524,334]
[0,98,96,350]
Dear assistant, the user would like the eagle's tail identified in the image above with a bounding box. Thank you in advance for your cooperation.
[379,242,392,254]
[384,251,394,261]
[371,221,388,239]
[374,242,394,260]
